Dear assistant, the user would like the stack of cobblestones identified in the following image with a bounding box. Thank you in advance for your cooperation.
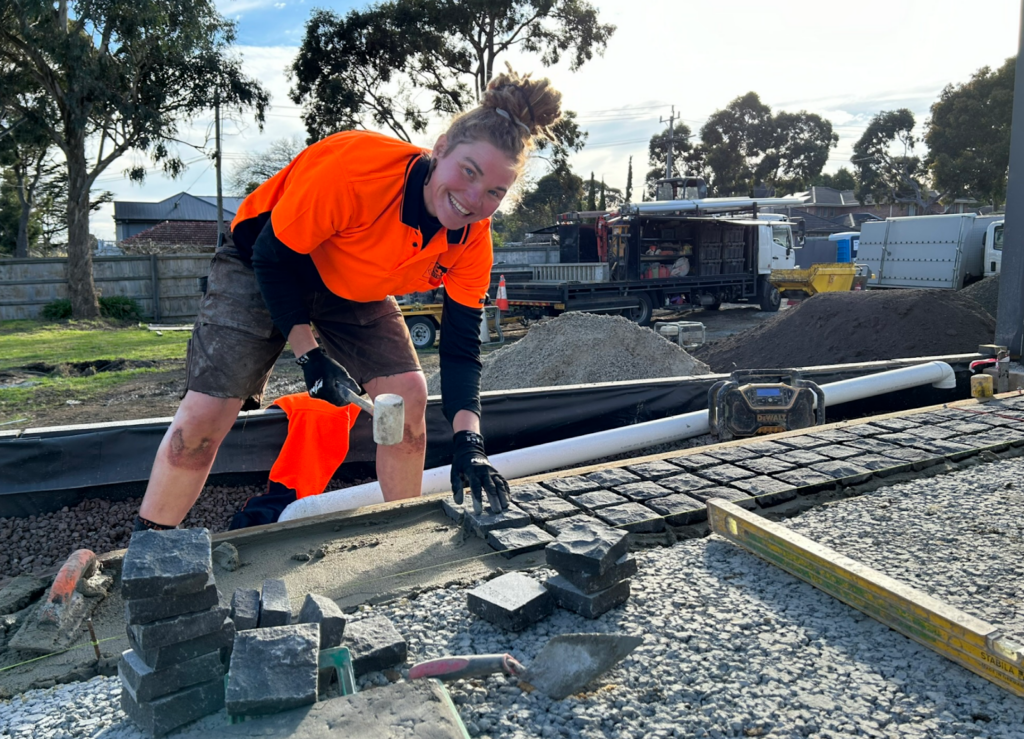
[118,528,231,737]
[543,518,636,618]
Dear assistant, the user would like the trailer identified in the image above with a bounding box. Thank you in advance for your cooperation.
[858,213,1003,290]
[495,197,803,326]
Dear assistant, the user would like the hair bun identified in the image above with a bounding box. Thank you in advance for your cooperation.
[483,63,562,141]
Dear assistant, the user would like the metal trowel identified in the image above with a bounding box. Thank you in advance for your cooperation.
[408,633,643,700]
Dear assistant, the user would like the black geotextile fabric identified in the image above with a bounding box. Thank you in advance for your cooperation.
[0,357,979,517]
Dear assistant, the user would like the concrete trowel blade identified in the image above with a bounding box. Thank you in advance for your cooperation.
[519,633,643,700]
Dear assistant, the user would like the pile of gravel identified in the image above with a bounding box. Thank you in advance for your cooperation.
[7,456,1024,738]
[428,312,710,393]
[960,274,1000,319]
[694,289,996,372]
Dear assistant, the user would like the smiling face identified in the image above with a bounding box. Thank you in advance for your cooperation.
[424,135,518,230]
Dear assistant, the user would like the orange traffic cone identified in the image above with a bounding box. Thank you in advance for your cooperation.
[496,275,509,311]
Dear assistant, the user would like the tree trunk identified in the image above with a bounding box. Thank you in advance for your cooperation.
[65,137,100,318]
[13,164,30,259]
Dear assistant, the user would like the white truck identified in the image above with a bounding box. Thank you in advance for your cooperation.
[858,213,1003,290]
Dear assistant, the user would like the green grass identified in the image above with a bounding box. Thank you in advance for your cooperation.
[0,320,190,370]
[0,367,169,406]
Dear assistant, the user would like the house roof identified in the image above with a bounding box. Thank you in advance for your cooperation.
[113,193,244,223]
[119,220,219,249]
[787,209,847,235]
[789,187,860,207]
[833,212,883,229]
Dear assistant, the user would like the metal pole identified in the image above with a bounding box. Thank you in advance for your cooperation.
[214,89,224,240]
[660,106,676,180]
[995,0,1024,357]
[149,254,161,322]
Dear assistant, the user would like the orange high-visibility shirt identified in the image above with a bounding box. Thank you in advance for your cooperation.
[269,393,361,500]
[231,130,492,309]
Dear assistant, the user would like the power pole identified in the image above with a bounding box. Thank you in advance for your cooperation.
[660,106,677,179]
[214,88,224,240]
[996,1,1024,357]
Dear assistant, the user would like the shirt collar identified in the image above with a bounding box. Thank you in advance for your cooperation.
[401,154,468,245]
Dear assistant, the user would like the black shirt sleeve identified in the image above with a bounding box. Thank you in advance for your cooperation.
[438,291,483,425]
[250,217,318,338]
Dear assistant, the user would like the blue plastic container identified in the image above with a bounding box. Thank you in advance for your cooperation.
[828,232,860,263]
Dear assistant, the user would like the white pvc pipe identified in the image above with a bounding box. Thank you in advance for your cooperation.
[278,362,956,522]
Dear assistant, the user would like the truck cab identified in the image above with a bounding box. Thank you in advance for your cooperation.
[983,219,1003,277]
[655,176,708,201]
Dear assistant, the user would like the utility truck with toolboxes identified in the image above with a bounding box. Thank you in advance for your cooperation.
[496,194,805,326]
[858,213,1003,290]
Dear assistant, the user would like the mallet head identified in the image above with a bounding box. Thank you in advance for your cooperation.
[372,393,405,446]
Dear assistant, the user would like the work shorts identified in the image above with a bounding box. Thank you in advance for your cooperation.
[185,247,421,409]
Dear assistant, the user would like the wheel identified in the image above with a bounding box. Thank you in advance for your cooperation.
[758,279,781,312]
[625,293,654,326]
[703,300,722,311]
[405,316,437,349]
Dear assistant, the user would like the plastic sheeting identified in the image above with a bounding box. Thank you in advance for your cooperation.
[0,354,980,517]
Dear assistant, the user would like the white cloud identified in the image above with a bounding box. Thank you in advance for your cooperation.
[91,0,1021,238]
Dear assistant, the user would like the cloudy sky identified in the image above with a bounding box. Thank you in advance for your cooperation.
[91,0,1022,240]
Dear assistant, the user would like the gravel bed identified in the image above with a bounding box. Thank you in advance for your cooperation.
[6,456,1024,737]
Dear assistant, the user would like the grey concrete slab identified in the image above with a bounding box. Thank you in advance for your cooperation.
[909,438,981,461]
[704,446,756,463]
[730,477,798,507]
[120,677,225,738]
[540,476,601,496]
[540,513,589,537]
[514,495,580,525]
[814,445,862,461]
[507,483,550,504]
[940,421,995,435]
[840,424,887,437]
[773,469,840,494]
[646,494,708,526]
[121,528,213,601]
[611,481,673,503]
[226,624,319,717]
[871,417,921,432]
[344,616,408,677]
[176,680,469,739]
[774,435,830,450]
[544,575,631,619]
[877,432,928,447]
[595,503,665,533]
[855,454,914,476]
[741,440,790,454]
[125,576,219,626]
[0,576,47,615]
[462,504,532,538]
[545,518,629,576]
[657,472,715,495]
[119,648,225,703]
[486,525,555,559]
[736,456,796,475]
[466,572,554,631]
[555,555,638,595]
[906,425,960,441]
[127,607,229,652]
[572,490,629,512]
[808,429,860,444]
[259,579,291,628]
[775,449,829,466]
[297,594,346,649]
[698,464,756,485]
[665,453,721,472]
[809,460,874,485]
[624,460,683,480]
[584,468,641,487]
[229,588,260,632]
[688,486,757,510]
[128,618,234,671]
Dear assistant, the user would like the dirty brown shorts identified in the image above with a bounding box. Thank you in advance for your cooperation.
[185,247,421,408]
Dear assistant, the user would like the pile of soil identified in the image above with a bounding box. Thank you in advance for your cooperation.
[960,274,1000,319]
[693,290,996,372]
[427,312,710,393]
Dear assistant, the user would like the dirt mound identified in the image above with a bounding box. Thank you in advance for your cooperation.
[960,274,999,319]
[692,290,995,372]
[426,312,710,392]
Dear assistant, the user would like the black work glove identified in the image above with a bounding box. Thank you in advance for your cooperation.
[296,347,362,407]
[450,430,510,515]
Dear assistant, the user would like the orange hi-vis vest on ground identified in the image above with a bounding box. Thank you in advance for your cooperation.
[231,130,493,310]
[269,393,362,500]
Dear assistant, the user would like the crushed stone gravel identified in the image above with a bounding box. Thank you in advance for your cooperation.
[427,312,710,394]
[6,455,1024,738]
[960,274,1000,320]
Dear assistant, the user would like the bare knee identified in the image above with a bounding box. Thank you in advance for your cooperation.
[162,392,242,471]
[369,372,428,416]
